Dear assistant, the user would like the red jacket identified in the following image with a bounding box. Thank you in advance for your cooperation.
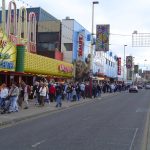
[49,86,56,94]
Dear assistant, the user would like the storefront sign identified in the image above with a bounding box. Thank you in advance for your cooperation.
[78,32,84,58]
[118,57,121,75]
[58,64,73,73]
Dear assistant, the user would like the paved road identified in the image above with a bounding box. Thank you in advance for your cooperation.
[0,90,150,150]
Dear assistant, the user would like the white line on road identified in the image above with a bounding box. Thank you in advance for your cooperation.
[32,140,46,148]
[129,128,138,150]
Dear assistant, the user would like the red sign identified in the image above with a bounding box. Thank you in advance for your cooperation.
[78,34,84,57]
[118,57,121,75]
[58,64,73,73]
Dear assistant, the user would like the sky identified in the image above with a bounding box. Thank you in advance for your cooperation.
[1,0,150,70]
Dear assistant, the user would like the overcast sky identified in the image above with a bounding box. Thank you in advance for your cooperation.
[1,0,150,69]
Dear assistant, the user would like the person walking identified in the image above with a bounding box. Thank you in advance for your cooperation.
[55,83,62,107]
[0,83,9,109]
[22,82,31,109]
[39,83,47,106]
[8,82,19,113]
[49,83,56,102]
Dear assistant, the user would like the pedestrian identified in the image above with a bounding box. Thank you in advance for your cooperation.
[22,82,31,109]
[39,83,47,106]
[18,83,24,108]
[8,82,19,113]
[33,81,41,105]
[0,83,9,109]
[76,83,80,101]
[55,83,62,107]
[49,83,56,102]
[80,82,85,99]
[72,87,77,101]
[66,84,72,102]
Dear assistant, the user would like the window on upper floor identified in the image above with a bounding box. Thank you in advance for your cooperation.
[64,43,73,51]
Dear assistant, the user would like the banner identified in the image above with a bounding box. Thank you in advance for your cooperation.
[117,57,121,75]
[96,24,110,51]
[126,56,133,69]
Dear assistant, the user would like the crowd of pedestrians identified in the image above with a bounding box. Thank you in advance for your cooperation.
[0,79,126,114]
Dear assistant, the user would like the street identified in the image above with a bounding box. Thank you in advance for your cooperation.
[0,90,150,150]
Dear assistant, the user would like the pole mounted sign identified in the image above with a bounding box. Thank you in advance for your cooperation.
[126,56,133,69]
[96,24,110,51]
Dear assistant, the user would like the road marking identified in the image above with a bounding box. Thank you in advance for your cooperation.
[32,140,46,148]
[129,128,138,150]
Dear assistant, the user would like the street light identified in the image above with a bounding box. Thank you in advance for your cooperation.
[92,1,99,35]
[89,1,99,98]
[123,45,127,81]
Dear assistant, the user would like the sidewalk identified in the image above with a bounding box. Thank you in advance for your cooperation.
[0,92,118,127]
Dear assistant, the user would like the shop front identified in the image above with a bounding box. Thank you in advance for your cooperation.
[0,29,73,85]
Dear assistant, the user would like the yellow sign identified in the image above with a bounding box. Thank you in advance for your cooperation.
[24,52,73,78]
[0,28,16,71]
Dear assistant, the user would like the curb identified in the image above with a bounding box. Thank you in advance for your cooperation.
[0,92,119,128]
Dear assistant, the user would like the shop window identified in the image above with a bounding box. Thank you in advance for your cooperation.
[37,43,55,51]
[64,43,73,51]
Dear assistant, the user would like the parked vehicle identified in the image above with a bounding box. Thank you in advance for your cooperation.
[129,85,138,93]
[145,84,150,89]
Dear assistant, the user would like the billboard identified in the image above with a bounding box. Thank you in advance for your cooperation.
[126,56,133,69]
[96,24,110,51]
[117,57,121,75]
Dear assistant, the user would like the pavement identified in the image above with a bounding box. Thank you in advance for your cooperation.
[0,92,119,127]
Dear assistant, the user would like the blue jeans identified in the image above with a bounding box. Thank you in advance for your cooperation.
[67,93,72,101]
[0,98,5,108]
[56,95,62,107]
[9,96,18,112]
[76,93,80,101]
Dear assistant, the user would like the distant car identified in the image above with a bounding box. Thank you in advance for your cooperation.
[129,85,138,93]
[137,85,143,89]
[145,84,150,89]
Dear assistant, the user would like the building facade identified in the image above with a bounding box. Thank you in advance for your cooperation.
[61,18,91,80]
[0,7,63,60]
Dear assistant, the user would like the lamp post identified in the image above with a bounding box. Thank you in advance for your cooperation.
[91,1,99,66]
[89,1,99,98]
[123,45,127,81]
